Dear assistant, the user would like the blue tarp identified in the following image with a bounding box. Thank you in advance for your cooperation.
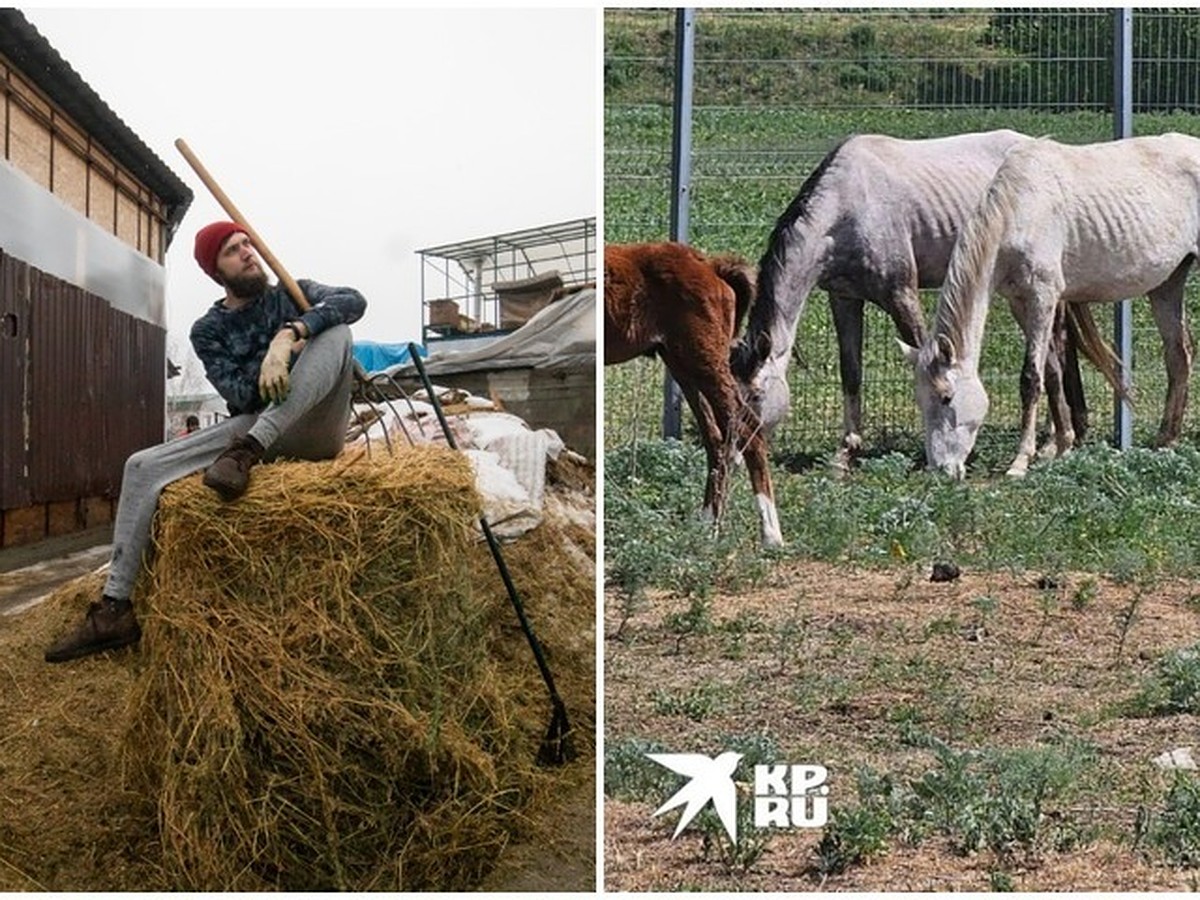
[352,341,426,375]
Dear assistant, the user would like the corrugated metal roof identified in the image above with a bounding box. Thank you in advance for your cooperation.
[0,9,193,240]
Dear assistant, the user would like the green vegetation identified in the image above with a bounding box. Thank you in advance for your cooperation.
[1127,642,1200,716]
[1144,774,1200,868]
[652,679,730,722]
[605,440,1200,595]
[815,734,1100,876]
[607,9,1200,110]
[605,9,1200,458]
[603,735,675,802]
[605,10,1200,888]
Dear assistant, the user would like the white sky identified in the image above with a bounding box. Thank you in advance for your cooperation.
[20,7,598,357]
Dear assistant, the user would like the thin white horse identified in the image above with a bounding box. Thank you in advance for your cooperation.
[731,130,1115,465]
[905,133,1198,479]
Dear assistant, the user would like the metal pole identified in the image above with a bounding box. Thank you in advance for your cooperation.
[662,7,695,439]
[1113,8,1134,450]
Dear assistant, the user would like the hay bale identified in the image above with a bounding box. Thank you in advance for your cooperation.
[119,445,594,890]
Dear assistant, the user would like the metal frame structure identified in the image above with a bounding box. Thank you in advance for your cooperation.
[418,217,596,344]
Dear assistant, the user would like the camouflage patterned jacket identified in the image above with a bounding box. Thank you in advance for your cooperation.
[190,279,366,416]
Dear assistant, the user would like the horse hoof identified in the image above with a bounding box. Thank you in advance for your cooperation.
[757,497,783,548]
[829,450,853,477]
[1005,464,1028,478]
[763,525,782,554]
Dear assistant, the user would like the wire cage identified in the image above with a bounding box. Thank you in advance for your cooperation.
[604,8,1200,465]
[418,218,597,345]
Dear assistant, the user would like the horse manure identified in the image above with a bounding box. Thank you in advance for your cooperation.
[930,561,961,583]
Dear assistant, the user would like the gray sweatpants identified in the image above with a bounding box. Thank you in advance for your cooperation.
[104,324,356,600]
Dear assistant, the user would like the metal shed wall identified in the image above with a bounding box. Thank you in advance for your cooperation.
[1,251,163,541]
[0,10,189,547]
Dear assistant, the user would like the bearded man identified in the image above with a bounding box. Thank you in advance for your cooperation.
[45,221,366,663]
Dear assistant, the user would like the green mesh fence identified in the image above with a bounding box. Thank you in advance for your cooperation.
[604,8,1200,464]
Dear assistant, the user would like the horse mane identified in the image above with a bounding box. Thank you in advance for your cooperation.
[731,136,852,381]
[931,171,1018,362]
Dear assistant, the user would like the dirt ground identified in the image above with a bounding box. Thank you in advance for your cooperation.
[604,558,1200,892]
[479,774,597,893]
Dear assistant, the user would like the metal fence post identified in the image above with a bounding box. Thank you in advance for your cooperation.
[662,7,695,440]
[1113,8,1134,450]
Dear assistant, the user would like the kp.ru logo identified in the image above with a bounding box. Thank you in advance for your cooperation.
[647,752,828,844]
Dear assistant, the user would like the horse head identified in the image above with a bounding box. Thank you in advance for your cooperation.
[747,354,790,436]
[901,334,989,479]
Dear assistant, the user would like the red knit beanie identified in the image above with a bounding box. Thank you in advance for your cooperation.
[193,221,246,283]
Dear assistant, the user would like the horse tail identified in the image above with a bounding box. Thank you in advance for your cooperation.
[709,254,757,335]
[1065,304,1131,403]
[730,138,849,383]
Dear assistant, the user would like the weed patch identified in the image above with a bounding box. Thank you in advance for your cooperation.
[1144,773,1200,868]
[604,735,674,802]
[1126,642,1200,716]
[812,732,1099,876]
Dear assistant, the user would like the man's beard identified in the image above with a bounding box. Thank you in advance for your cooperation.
[223,270,270,299]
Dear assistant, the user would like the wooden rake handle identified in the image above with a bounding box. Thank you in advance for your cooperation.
[174,138,310,312]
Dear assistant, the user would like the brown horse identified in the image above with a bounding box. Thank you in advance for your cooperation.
[605,242,782,547]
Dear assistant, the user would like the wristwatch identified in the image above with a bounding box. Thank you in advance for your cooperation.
[283,321,304,341]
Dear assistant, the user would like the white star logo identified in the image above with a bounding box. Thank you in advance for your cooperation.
[646,751,743,843]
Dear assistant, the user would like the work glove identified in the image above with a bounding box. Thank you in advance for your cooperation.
[259,330,304,405]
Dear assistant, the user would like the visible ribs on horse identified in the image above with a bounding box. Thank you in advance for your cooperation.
[908,133,1198,478]
[729,130,1120,465]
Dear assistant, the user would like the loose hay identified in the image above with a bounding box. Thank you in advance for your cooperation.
[117,445,595,890]
[0,570,160,891]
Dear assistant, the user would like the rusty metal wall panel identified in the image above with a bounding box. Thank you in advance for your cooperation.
[0,252,31,508]
[105,310,165,492]
[30,273,81,500]
[19,265,164,506]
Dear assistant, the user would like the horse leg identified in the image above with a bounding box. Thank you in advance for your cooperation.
[669,341,781,547]
[1148,261,1194,446]
[698,371,781,546]
[731,393,783,547]
[830,294,866,467]
[1006,290,1057,477]
[1037,306,1074,459]
[1040,331,1076,458]
[1061,308,1089,443]
[884,282,926,349]
[676,377,728,527]
[882,281,928,446]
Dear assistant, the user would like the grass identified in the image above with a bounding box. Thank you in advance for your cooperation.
[1126,642,1200,716]
[605,440,1200,597]
[814,733,1103,874]
[604,440,1200,885]
[1145,774,1200,868]
[604,9,1200,889]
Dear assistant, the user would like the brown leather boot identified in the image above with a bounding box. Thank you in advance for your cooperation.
[202,435,264,501]
[45,596,141,663]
